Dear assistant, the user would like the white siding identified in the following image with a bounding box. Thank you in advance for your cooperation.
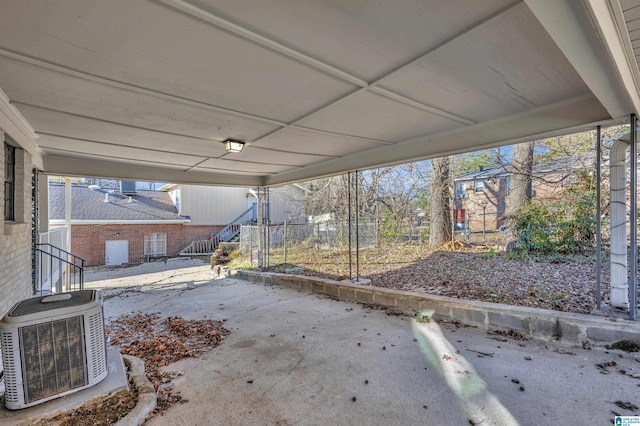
[176,184,307,225]
[268,186,307,223]
[180,185,249,225]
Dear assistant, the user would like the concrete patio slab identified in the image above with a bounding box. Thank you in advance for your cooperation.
[238,270,640,346]
[93,272,640,426]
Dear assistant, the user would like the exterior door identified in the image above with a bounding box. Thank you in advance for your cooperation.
[105,240,128,266]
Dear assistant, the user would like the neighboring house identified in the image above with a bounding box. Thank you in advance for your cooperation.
[454,155,592,232]
[162,183,309,255]
[49,182,195,266]
[49,181,309,265]
[162,183,309,225]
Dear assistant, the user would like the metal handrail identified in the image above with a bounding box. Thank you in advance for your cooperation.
[36,243,85,264]
[211,206,256,240]
[34,243,85,295]
[180,206,256,255]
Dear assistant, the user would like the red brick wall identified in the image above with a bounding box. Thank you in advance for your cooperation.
[457,172,568,232]
[71,224,224,266]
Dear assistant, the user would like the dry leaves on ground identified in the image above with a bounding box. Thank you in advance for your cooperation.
[266,242,608,314]
[32,388,138,426]
[106,313,230,418]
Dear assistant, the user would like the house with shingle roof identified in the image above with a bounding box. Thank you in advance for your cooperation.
[453,154,594,232]
[49,184,189,223]
[48,180,309,265]
[48,182,208,266]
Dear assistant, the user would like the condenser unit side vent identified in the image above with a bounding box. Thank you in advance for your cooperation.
[88,310,106,378]
[0,330,19,407]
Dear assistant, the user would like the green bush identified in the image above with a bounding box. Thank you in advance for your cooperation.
[512,182,596,254]
[513,202,555,253]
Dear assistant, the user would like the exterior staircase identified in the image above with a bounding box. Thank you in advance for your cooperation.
[179,206,256,255]
[34,243,85,295]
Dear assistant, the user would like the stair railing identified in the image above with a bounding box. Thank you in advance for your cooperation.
[34,243,85,295]
[180,205,257,255]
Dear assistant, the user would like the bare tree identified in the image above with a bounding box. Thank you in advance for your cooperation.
[507,141,535,216]
[429,156,452,247]
[503,141,535,251]
[304,175,350,220]
[304,163,429,222]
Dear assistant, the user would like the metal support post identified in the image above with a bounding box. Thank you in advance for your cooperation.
[348,172,352,280]
[465,214,470,243]
[250,223,254,266]
[64,178,72,292]
[482,202,487,242]
[284,220,288,264]
[265,188,270,268]
[631,114,638,320]
[596,125,602,310]
[257,188,264,268]
[356,170,360,282]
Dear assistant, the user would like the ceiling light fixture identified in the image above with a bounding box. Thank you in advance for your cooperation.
[223,139,245,153]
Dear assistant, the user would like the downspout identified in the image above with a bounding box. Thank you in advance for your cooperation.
[610,138,630,309]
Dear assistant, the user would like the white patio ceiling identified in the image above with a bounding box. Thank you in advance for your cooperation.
[1,0,640,187]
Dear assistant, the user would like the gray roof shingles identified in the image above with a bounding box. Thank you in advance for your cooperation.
[49,183,188,222]
[454,153,595,182]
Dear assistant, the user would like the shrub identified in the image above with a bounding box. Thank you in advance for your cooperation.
[511,182,596,254]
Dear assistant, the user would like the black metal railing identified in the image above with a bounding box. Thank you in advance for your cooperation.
[180,205,257,255]
[34,243,85,295]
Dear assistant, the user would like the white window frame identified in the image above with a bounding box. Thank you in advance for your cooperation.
[4,141,15,221]
[474,180,485,193]
[144,232,167,257]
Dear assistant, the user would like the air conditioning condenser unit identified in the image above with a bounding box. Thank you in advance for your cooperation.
[0,290,107,410]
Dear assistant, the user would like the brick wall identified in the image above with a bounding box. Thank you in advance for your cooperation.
[72,223,224,266]
[457,172,566,232]
[0,143,34,318]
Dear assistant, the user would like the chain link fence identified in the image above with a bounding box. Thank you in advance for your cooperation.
[240,219,377,267]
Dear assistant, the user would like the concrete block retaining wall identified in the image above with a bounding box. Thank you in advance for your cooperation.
[237,271,640,346]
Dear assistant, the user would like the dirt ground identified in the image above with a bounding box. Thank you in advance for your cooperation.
[262,242,610,314]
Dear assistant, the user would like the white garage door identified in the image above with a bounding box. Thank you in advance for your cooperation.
[105,240,129,266]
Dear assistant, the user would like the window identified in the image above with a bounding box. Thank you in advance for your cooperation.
[144,233,167,257]
[473,180,485,193]
[4,142,15,221]
[455,183,467,199]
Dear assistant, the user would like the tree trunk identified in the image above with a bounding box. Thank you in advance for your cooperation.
[429,156,452,247]
[506,141,535,250]
[507,141,535,215]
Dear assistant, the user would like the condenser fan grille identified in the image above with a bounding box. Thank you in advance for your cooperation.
[19,316,88,403]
